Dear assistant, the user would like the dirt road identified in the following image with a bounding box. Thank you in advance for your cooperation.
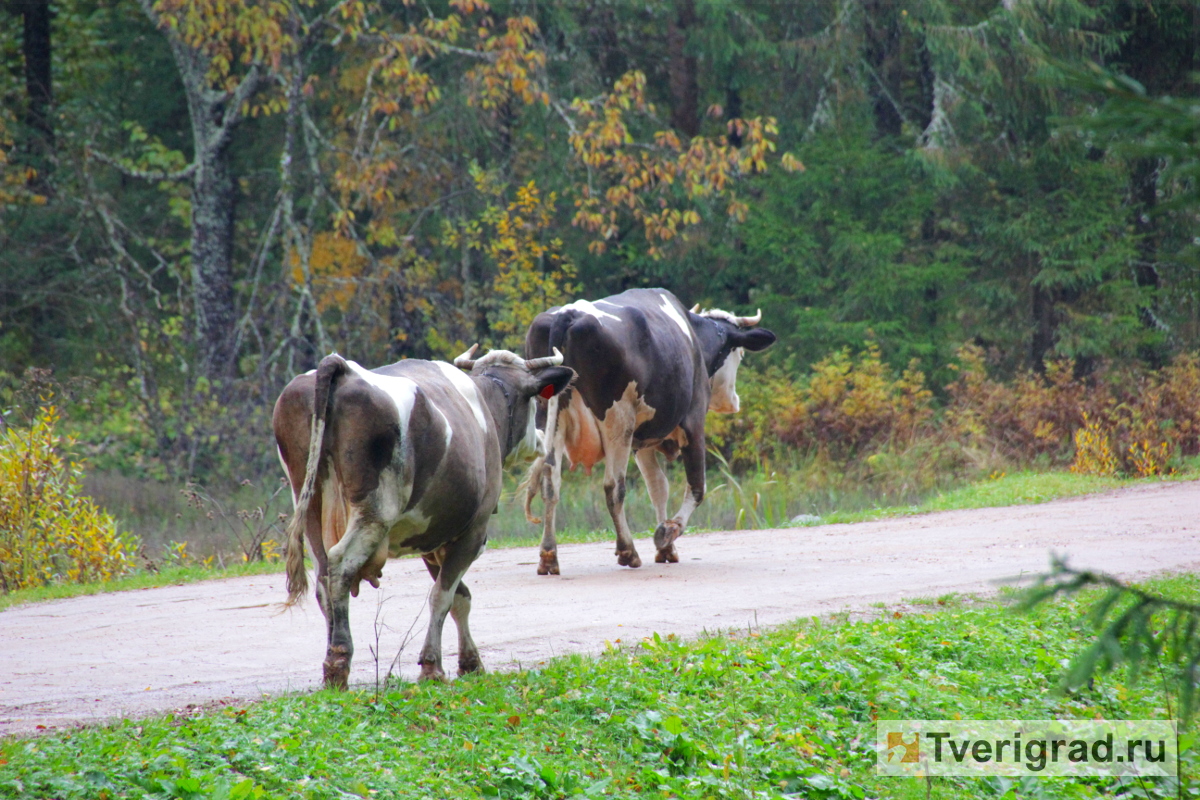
[3,481,1199,737]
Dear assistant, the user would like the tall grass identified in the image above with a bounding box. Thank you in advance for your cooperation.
[81,472,290,565]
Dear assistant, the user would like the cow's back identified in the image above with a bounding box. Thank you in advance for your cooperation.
[370,360,501,545]
[526,289,706,442]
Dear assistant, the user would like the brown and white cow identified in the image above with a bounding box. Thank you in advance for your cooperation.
[523,288,776,574]
[274,347,573,688]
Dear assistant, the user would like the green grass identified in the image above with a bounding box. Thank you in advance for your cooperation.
[4,574,1196,799]
[808,470,1172,526]
[0,561,284,613]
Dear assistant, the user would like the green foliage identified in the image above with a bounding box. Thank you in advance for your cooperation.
[779,343,934,460]
[4,574,1195,798]
[1062,63,1200,210]
[1023,561,1200,725]
[0,403,137,592]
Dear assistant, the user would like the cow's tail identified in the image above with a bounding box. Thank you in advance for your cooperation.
[520,455,545,524]
[284,354,347,607]
[523,390,563,524]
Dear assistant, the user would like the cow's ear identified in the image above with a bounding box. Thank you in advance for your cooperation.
[733,328,777,352]
[534,366,574,398]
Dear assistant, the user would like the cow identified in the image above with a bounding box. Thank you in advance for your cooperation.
[274,346,573,688]
[523,288,776,574]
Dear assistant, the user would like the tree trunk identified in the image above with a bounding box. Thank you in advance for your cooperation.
[18,0,53,192]
[190,145,238,382]
[141,1,259,384]
[20,0,52,145]
[863,0,903,138]
[667,0,699,139]
[1030,283,1056,372]
[725,83,743,146]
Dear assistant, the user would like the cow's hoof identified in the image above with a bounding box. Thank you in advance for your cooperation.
[653,520,683,551]
[458,653,484,676]
[616,548,642,568]
[655,543,679,563]
[419,663,447,682]
[537,549,560,575]
[322,647,351,690]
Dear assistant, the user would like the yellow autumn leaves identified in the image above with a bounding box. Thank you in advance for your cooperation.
[0,405,136,593]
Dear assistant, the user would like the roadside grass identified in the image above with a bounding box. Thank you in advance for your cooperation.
[807,470,1178,527]
[0,561,282,613]
[5,467,1196,611]
[4,574,1195,799]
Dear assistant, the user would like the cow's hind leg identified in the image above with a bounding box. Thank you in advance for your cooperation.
[451,582,483,676]
[601,407,640,568]
[654,424,706,563]
[537,418,565,575]
[322,514,388,689]
[635,448,670,528]
[418,531,485,681]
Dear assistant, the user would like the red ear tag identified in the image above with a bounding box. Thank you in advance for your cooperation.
[539,383,556,399]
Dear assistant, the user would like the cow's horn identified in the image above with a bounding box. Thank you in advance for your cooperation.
[453,343,480,370]
[524,347,564,370]
[736,309,762,327]
[690,304,701,314]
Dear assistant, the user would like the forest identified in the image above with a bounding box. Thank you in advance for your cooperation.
[0,0,1198,509]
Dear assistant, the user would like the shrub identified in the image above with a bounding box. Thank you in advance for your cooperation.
[0,404,137,592]
[1070,413,1118,477]
[777,343,934,459]
[705,366,804,470]
[946,344,1088,465]
[949,344,1200,476]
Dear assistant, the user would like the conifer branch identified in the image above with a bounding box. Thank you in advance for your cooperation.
[1022,555,1200,723]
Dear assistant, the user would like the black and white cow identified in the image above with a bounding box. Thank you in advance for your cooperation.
[274,347,573,688]
[523,288,776,574]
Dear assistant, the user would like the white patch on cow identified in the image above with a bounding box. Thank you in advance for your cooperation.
[505,397,541,467]
[433,361,489,433]
[386,509,430,556]
[708,347,744,413]
[345,360,420,432]
[277,445,295,503]
[658,294,695,342]
[428,399,454,450]
[374,465,413,525]
[560,299,620,323]
[327,506,384,572]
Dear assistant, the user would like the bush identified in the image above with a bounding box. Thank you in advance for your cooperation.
[711,343,1200,489]
[705,366,804,470]
[777,343,935,459]
[0,404,137,592]
[946,344,1089,465]
[948,344,1200,476]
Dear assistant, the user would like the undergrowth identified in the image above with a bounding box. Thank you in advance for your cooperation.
[3,575,1195,799]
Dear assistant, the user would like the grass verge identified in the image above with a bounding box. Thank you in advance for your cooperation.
[0,561,283,613]
[809,470,1173,526]
[3,574,1194,799]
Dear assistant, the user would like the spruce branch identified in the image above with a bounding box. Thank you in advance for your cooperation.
[1022,555,1200,724]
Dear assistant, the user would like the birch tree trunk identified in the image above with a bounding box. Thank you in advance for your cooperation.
[138,0,261,384]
